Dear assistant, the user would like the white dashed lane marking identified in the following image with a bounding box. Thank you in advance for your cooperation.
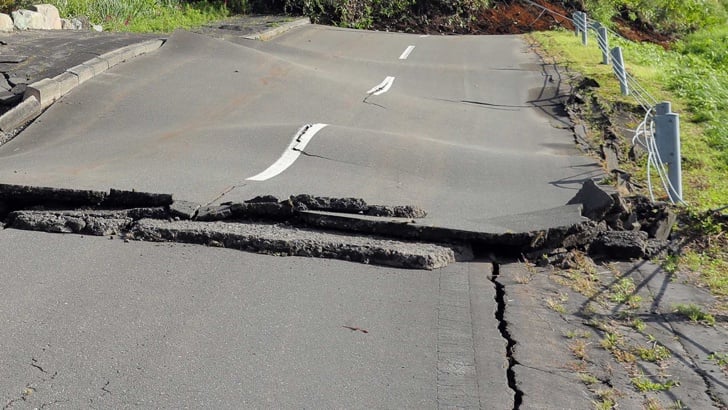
[246,123,328,182]
[399,45,416,60]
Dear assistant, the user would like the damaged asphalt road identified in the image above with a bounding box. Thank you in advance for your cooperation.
[1,24,725,409]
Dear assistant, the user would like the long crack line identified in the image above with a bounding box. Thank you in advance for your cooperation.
[491,262,523,409]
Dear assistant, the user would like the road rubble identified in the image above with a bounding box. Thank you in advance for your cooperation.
[0,179,678,272]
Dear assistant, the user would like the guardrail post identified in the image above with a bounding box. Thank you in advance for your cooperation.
[654,102,683,202]
[610,47,629,95]
[595,23,609,64]
[572,11,588,45]
[579,12,588,45]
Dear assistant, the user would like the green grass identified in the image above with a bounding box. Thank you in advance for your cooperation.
[673,303,716,326]
[631,374,678,392]
[530,29,728,300]
[633,344,671,362]
[47,0,229,32]
[708,352,728,370]
[530,29,728,209]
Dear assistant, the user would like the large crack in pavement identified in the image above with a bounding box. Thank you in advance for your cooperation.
[490,262,524,409]
[0,179,679,270]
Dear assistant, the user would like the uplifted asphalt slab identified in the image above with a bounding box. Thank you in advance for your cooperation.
[0,25,601,234]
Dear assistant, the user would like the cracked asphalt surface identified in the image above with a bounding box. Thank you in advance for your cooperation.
[1,22,725,409]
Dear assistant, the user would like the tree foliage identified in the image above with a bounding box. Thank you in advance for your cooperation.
[247,0,490,29]
[583,0,728,34]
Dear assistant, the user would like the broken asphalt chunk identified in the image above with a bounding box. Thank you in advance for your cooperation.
[290,194,368,213]
[567,179,614,221]
[8,210,133,236]
[590,230,648,259]
[130,219,457,270]
[0,183,106,212]
[102,189,173,208]
[169,200,201,220]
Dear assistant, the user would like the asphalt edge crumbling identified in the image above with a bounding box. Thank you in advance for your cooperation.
[0,38,165,134]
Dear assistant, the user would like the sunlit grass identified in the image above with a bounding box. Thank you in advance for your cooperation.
[47,0,229,32]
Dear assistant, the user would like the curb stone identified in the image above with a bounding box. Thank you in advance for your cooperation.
[0,95,39,132]
[243,17,310,41]
[1,16,308,136]
[0,38,165,132]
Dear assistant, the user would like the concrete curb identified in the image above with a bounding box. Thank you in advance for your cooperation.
[0,38,165,133]
[243,17,310,41]
[1,18,309,134]
[0,96,40,132]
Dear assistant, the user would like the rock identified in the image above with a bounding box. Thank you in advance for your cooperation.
[0,13,13,32]
[30,4,61,30]
[567,179,615,221]
[589,230,648,259]
[12,10,46,30]
[70,17,85,30]
[92,24,103,32]
[60,18,75,30]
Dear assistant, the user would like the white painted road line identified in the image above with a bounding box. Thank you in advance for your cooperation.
[366,76,395,96]
[246,123,328,181]
[399,45,415,60]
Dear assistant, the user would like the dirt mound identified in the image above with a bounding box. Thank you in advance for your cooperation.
[372,0,670,45]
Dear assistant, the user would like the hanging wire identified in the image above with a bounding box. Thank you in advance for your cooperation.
[515,0,684,203]
[631,109,685,204]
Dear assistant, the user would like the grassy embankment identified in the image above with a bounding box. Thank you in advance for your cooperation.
[0,0,231,32]
[530,1,728,299]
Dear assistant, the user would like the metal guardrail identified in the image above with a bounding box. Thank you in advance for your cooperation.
[563,8,683,203]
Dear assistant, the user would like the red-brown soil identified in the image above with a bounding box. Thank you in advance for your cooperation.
[375,0,671,46]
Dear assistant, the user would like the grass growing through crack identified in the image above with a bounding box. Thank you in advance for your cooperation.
[609,278,642,309]
[570,339,590,360]
[630,317,646,332]
[673,303,716,326]
[592,389,618,410]
[579,372,599,385]
[545,292,569,314]
[631,374,678,392]
[634,344,671,362]
[708,352,728,373]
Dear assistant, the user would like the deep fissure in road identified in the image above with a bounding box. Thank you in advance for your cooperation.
[491,262,523,409]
